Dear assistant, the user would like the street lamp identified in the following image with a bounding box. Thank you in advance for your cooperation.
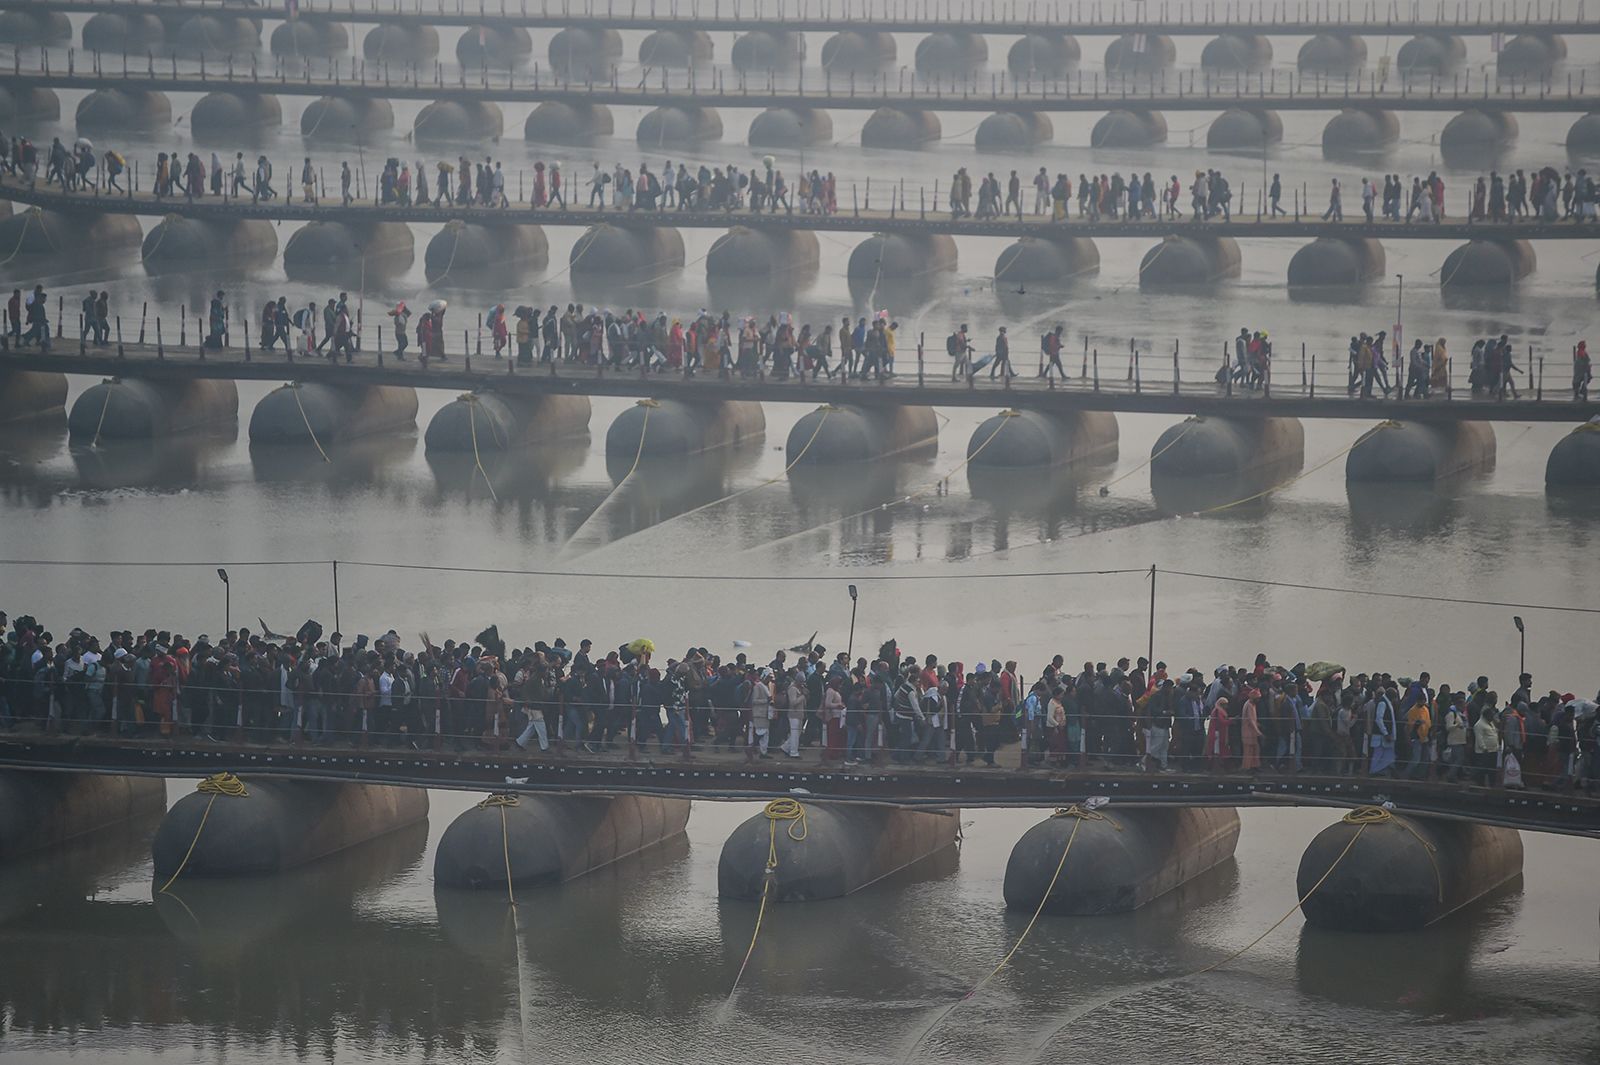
[846,584,858,662]
[1394,273,1404,353]
[217,568,230,634]
[1513,615,1525,676]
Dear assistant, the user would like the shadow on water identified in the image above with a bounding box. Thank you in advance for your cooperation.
[705,269,820,316]
[1293,875,1524,1015]
[0,807,163,927]
[1439,285,1524,316]
[249,435,417,490]
[1150,466,1291,518]
[152,819,430,953]
[66,430,239,490]
[1287,282,1370,306]
[424,436,590,502]
[1344,478,1469,539]
[587,449,759,542]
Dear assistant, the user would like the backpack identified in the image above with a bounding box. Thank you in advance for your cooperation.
[946,333,960,357]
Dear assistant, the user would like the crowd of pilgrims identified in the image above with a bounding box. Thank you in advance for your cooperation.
[7,132,1600,226]
[1343,331,1591,400]
[5,609,1599,792]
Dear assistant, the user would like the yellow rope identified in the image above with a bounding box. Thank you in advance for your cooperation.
[740,410,1013,556]
[1193,436,1366,515]
[1190,805,1400,975]
[1103,418,1196,491]
[157,772,248,894]
[901,803,1115,1063]
[968,804,1117,997]
[729,798,807,995]
[467,396,499,503]
[289,383,332,463]
[479,792,520,903]
[620,398,656,481]
[90,380,114,449]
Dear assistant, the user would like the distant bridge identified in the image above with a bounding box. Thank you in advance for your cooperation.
[10,60,1594,113]
[2,0,1592,39]
[3,732,1598,837]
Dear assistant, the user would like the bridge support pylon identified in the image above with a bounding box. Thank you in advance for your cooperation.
[191,92,283,142]
[83,12,167,53]
[570,223,685,283]
[75,89,171,135]
[785,404,938,465]
[1139,235,1239,288]
[1207,108,1282,151]
[718,804,959,901]
[1287,236,1385,289]
[142,217,279,273]
[250,383,418,446]
[152,780,428,878]
[68,379,239,440]
[548,27,622,80]
[604,399,766,466]
[1005,807,1240,914]
[1152,415,1305,480]
[967,410,1118,469]
[1440,110,1518,165]
[731,29,804,74]
[1544,423,1600,488]
[525,101,614,144]
[1321,108,1400,160]
[1,771,165,862]
[1347,421,1497,482]
[995,234,1099,285]
[435,795,690,888]
[0,369,67,427]
[861,107,941,149]
[820,30,895,76]
[300,96,395,142]
[976,110,1053,150]
[1395,33,1466,75]
[283,220,414,280]
[270,16,349,58]
[1566,113,1600,159]
[637,105,723,146]
[456,24,533,68]
[1201,34,1273,73]
[1297,32,1366,74]
[425,392,591,452]
[914,31,988,79]
[0,85,59,124]
[171,14,260,60]
[639,28,714,68]
[1497,33,1566,78]
[1091,109,1167,148]
[748,107,833,147]
[706,228,820,281]
[1297,813,1522,931]
[0,8,70,46]
[415,100,505,144]
[1104,33,1176,75]
[362,22,439,64]
[1007,31,1080,79]
[424,221,548,284]
[1440,239,1536,289]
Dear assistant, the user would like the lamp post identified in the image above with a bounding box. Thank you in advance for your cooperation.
[1394,273,1404,353]
[846,584,858,662]
[1513,615,1525,676]
[217,568,230,633]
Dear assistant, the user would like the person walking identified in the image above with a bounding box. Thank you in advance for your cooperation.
[1041,324,1067,381]
[990,325,1014,381]
[1322,178,1343,221]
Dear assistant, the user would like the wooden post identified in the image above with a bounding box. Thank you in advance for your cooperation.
[1092,348,1099,390]
[1310,353,1316,398]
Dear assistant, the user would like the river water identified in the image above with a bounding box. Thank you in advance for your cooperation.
[3,10,1600,1065]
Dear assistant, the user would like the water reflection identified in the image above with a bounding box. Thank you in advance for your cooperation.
[1345,479,1467,538]
[249,435,418,490]
[153,820,430,952]
[1292,879,1523,1015]
[1150,466,1293,517]
[0,812,161,928]
[424,438,590,503]
[67,430,238,490]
